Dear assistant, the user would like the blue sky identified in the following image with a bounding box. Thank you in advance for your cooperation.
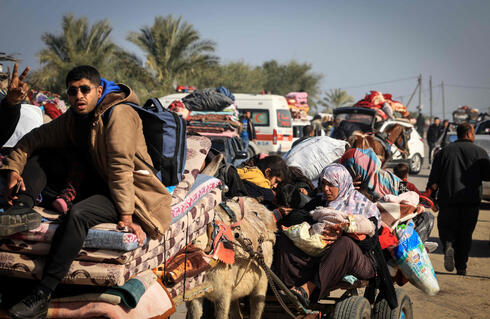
[1,0,489,117]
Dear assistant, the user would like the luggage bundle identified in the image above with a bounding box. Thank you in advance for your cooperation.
[169,87,241,136]
[353,90,410,122]
[286,92,309,121]
[0,136,222,318]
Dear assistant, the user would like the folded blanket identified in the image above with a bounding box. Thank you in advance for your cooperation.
[47,279,175,319]
[377,202,418,231]
[105,270,156,308]
[51,293,121,305]
[0,200,217,286]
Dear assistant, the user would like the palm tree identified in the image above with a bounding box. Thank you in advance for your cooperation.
[318,88,354,111]
[127,15,219,91]
[29,14,117,93]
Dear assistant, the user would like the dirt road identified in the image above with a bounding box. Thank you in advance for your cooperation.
[402,167,490,319]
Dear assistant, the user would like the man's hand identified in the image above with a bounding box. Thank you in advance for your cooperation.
[6,64,30,106]
[277,207,293,217]
[5,170,25,205]
[118,215,146,247]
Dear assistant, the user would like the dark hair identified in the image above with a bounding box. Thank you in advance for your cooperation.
[256,155,288,180]
[313,114,322,120]
[65,65,101,87]
[443,119,449,124]
[393,163,409,179]
[302,125,313,136]
[457,122,473,139]
[434,117,440,121]
[286,166,315,195]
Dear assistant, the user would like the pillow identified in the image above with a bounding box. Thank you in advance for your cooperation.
[171,136,211,204]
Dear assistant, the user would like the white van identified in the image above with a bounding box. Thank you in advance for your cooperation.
[234,94,293,154]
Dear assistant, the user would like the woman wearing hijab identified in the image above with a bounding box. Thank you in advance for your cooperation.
[273,163,396,308]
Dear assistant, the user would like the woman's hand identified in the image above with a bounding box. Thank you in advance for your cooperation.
[353,175,362,190]
[118,215,146,247]
[277,207,293,217]
[322,222,349,244]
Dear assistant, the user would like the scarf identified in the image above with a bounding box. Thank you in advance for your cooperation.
[319,163,380,223]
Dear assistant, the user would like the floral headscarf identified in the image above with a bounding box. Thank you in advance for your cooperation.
[319,163,380,224]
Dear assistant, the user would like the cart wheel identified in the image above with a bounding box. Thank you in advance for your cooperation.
[372,288,413,319]
[332,296,371,319]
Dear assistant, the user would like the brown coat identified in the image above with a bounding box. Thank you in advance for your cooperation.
[1,84,172,239]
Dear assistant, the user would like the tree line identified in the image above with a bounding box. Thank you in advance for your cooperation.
[10,14,354,112]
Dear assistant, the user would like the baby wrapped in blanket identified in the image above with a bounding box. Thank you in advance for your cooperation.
[282,163,380,256]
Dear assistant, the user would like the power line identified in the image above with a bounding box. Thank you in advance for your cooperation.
[445,84,490,90]
[334,75,418,90]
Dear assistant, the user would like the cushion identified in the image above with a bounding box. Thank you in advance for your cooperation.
[171,136,211,204]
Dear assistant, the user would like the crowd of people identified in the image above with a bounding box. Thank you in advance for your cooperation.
[1,63,489,318]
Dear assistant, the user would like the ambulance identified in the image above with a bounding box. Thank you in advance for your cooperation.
[234,94,293,155]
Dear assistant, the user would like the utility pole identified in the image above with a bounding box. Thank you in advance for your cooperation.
[441,81,446,120]
[429,76,433,118]
[418,74,422,109]
[406,74,421,108]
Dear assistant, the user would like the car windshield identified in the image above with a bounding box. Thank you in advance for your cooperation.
[277,110,292,127]
[335,113,373,126]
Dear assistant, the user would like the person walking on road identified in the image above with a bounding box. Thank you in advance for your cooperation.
[426,123,490,275]
[427,117,441,164]
[239,111,256,153]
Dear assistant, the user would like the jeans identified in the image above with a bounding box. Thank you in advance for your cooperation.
[241,137,250,153]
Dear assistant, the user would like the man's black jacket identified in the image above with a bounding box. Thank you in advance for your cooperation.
[428,139,490,205]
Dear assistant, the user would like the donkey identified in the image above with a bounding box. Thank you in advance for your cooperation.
[186,197,277,319]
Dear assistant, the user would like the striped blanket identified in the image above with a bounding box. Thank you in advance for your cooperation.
[340,148,401,200]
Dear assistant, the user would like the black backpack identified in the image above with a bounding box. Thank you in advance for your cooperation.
[104,98,187,187]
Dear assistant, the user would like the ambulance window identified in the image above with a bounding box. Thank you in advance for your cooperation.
[249,110,269,126]
[277,110,292,127]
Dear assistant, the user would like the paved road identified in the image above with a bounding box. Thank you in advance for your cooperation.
[171,164,490,318]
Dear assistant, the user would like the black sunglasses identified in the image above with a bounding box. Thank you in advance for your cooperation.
[67,85,97,96]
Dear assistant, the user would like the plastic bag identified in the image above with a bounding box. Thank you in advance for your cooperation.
[282,222,330,256]
[393,221,440,295]
[283,136,348,183]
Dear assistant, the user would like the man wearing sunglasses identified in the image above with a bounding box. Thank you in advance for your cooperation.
[1,65,172,319]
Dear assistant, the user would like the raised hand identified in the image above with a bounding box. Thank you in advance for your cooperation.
[6,64,31,106]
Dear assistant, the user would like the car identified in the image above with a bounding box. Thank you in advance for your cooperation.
[473,135,490,201]
[377,120,425,174]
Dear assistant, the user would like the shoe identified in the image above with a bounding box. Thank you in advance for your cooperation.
[456,269,466,276]
[290,286,310,308]
[0,202,41,236]
[51,184,76,214]
[424,241,438,253]
[444,242,455,272]
[8,289,51,319]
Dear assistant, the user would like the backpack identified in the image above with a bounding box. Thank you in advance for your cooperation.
[104,98,187,187]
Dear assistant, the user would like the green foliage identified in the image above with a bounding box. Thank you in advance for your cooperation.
[127,15,219,92]
[28,14,154,100]
[27,14,324,104]
[190,61,265,93]
[262,60,322,97]
[317,88,354,112]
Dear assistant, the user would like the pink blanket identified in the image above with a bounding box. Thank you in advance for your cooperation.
[47,280,175,319]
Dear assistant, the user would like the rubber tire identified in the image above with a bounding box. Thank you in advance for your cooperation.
[372,288,413,319]
[332,296,371,319]
[409,153,422,174]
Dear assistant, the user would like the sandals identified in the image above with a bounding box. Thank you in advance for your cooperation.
[290,286,310,308]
